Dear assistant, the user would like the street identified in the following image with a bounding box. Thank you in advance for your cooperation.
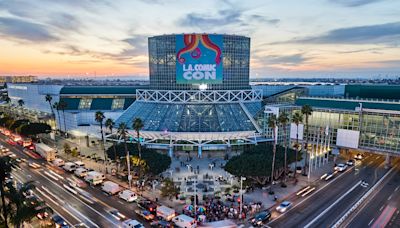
[345,165,400,228]
[2,134,148,228]
[268,153,390,228]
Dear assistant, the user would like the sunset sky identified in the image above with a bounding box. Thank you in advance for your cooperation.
[0,0,399,78]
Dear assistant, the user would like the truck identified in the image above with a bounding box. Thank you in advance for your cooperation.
[156,205,176,221]
[84,171,105,186]
[172,214,196,228]
[34,143,56,162]
[101,181,121,195]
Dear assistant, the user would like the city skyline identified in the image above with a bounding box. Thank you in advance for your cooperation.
[0,0,400,78]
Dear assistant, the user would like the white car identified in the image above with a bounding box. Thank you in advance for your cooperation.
[346,159,355,166]
[334,163,348,172]
[119,190,138,202]
[276,201,292,213]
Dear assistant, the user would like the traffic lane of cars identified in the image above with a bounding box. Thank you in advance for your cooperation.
[268,154,386,228]
[60,167,150,226]
[347,168,400,228]
[8,147,122,228]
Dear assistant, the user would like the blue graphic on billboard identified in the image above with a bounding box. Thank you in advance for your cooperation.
[176,34,223,84]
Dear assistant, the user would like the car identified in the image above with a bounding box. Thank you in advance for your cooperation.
[28,162,41,169]
[108,209,127,221]
[251,211,271,226]
[36,211,49,220]
[354,153,363,160]
[346,159,355,166]
[119,189,138,202]
[324,171,336,181]
[137,200,157,213]
[276,201,292,213]
[6,139,17,146]
[8,153,17,158]
[122,219,145,228]
[135,209,155,221]
[334,163,348,172]
[52,214,69,228]
[150,220,174,227]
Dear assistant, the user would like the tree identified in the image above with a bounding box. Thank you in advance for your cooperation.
[160,178,179,200]
[292,111,303,179]
[95,111,106,161]
[10,119,29,132]
[301,105,313,175]
[5,181,52,228]
[71,147,79,157]
[224,144,298,186]
[58,101,68,135]
[63,143,71,157]
[133,118,144,158]
[105,118,118,163]
[0,156,15,227]
[45,94,54,116]
[278,111,289,186]
[17,99,24,117]
[53,102,61,134]
[19,123,51,137]
[118,122,131,188]
[106,143,171,177]
[268,114,278,193]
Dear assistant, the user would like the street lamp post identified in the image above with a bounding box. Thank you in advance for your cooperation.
[239,176,246,218]
[194,179,197,222]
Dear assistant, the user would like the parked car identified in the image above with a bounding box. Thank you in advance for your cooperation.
[346,159,355,166]
[137,200,157,213]
[334,163,348,172]
[119,189,138,202]
[135,209,155,221]
[251,211,271,226]
[276,201,292,213]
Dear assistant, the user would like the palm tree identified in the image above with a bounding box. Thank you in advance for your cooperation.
[0,156,16,227]
[58,101,67,135]
[52,102,61,134]
[95,111,106,161]
[292,111,303,179]
[278,111,289,186]
[45,94,54,116]
[133,118,144,158]
[4,96,10,104]
[118,122,132,188]
[17,99,24,117]
[301,104,313,175]
[268,114,278,194]
[105,118,117,163]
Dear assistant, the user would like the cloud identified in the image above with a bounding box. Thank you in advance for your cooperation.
[256,53,309,66]
[287,22,400,44]
[48,13,81,31]
[178,8,279,29]
[0,17,58,42]
[329,0,385,7]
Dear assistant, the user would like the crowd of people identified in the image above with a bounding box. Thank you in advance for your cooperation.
[183,195,264,223]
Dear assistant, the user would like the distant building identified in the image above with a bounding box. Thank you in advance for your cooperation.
[0,75,38,84]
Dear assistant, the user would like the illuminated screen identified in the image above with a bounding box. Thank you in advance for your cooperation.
[176,34,223,84]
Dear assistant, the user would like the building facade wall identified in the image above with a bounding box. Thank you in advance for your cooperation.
[7,83,62,113]
[148,34,251,90]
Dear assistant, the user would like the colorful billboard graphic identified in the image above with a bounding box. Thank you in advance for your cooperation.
[176,34,223,84]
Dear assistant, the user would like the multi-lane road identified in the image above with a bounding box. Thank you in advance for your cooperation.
[3,134,148,228]
[268,153,394,228]
[4,132,400,228]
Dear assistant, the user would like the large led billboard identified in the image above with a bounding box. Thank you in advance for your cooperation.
[176,34,223,84]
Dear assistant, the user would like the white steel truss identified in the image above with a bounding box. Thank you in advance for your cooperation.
[136,89,262,103]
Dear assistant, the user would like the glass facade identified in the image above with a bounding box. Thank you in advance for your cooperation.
[148,34,251,90]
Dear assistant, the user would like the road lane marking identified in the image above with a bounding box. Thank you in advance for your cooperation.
[388,195,392,201]
[65,204,100,228]
[368,218,375,226]
[395,186,400,192]
[380,205,385,211]
[268,165,355,224]
[36,171,121,227]
[304,180,362,228]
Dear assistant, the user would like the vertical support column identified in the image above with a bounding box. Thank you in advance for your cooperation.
[168,146,173,158]
[385,154,392,169]
[198,145,202,158]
